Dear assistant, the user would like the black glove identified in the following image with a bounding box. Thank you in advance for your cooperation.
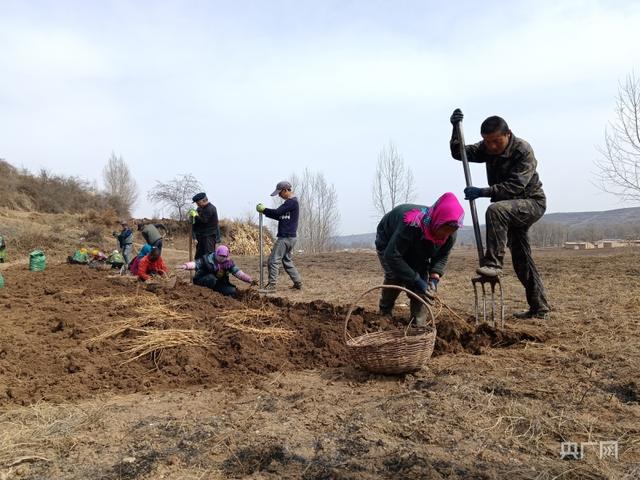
[411,278,434,302]
[450,108,464,125]
[464,186,489,201]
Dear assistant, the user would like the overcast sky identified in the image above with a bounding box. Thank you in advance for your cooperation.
[1,0,639,234]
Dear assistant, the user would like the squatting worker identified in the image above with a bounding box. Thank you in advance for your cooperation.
[256,180,303,292]
[137,222,163,254]
[449,108,550,320]
[178,245,256,297]
[375,192,464,327]
[189,192,220,260]
[136,246,169,282]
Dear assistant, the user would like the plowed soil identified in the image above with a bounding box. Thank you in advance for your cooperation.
[1,248,639,479]
[0,263,540,406]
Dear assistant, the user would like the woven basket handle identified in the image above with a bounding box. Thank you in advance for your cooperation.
[344,285,435,343]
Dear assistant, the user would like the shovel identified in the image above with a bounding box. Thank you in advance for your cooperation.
[258,212,264,289]
[189,215,195,280]
[454,113,504,328]
[256,212,273,295]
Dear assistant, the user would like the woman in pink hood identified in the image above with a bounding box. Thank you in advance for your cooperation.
[374,192,464,326]
[178,245,255,296]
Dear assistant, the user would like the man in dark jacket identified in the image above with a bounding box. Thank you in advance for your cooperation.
[375,193,464,326]
[189,192,220,260]
[256,180,302,291]
[450,109,550,320]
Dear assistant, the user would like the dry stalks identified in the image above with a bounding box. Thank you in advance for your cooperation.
[88,317,167,344]
[218,307,295,343]
[0,403,104,468]
[433,297,468,323]
[219,220,274,255]
[118,328,214,364]
[224,323,295,341]
[88,295,193,344]
[217,306,279,323]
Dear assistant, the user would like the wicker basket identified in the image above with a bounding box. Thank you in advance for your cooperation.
[344,285,437,375]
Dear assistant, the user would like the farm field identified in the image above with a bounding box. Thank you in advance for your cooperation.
[1,247,639,479]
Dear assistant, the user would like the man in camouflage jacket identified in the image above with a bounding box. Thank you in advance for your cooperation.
[450,109,550,320]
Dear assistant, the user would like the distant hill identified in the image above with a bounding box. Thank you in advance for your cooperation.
[334,206,640,248]
[541,207,640,226]
[334,226,480,248]
[333,232,377,248]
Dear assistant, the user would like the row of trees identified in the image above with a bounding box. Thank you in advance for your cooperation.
[528,221,640,247]
[290,169,340,253]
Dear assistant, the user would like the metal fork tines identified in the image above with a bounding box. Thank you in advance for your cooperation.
[472,276,504,329]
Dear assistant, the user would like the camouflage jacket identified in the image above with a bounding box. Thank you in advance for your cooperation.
[450,130,546,205]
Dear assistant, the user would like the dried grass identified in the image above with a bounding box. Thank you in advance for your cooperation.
[88,317,166,344]
[118,328,214,364]
[219,220,274,255]
[217,306,279,323]
[218,307,295,343]
[431,297,468,324]
[0,403,104,468]
[88,295,193,344]
[224,323,295,340]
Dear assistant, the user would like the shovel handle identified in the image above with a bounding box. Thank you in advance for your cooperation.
[188,220,194,280]
[258,213,264,289]
[454,118,485,265]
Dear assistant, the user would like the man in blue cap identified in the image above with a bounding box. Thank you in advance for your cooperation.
[189,192,220,260]
[256,180,303,291]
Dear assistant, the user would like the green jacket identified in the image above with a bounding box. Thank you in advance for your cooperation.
[141,224,162,245]
[375,204,456,284]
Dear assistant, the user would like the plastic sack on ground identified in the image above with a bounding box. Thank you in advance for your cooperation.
[29,250,46,272]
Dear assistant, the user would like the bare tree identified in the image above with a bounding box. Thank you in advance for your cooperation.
[288,169,340,253]
[529,221,569,247]
[372,141,416,216]
[102,152,138,216]
[147,174,202,221]
[594,72,640,202]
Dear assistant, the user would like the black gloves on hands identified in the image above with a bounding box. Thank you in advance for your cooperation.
[450,108,464,125]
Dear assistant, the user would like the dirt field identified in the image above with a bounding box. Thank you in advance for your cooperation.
[1,246,639,479]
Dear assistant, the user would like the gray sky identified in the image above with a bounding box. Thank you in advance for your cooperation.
[1,0,639,234]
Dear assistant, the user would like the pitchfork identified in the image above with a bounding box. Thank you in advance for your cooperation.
[454,114,505,328]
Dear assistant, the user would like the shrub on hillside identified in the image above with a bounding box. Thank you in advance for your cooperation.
[0,159,130,216]
[81,208,119,226]
[83,224,104,244]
